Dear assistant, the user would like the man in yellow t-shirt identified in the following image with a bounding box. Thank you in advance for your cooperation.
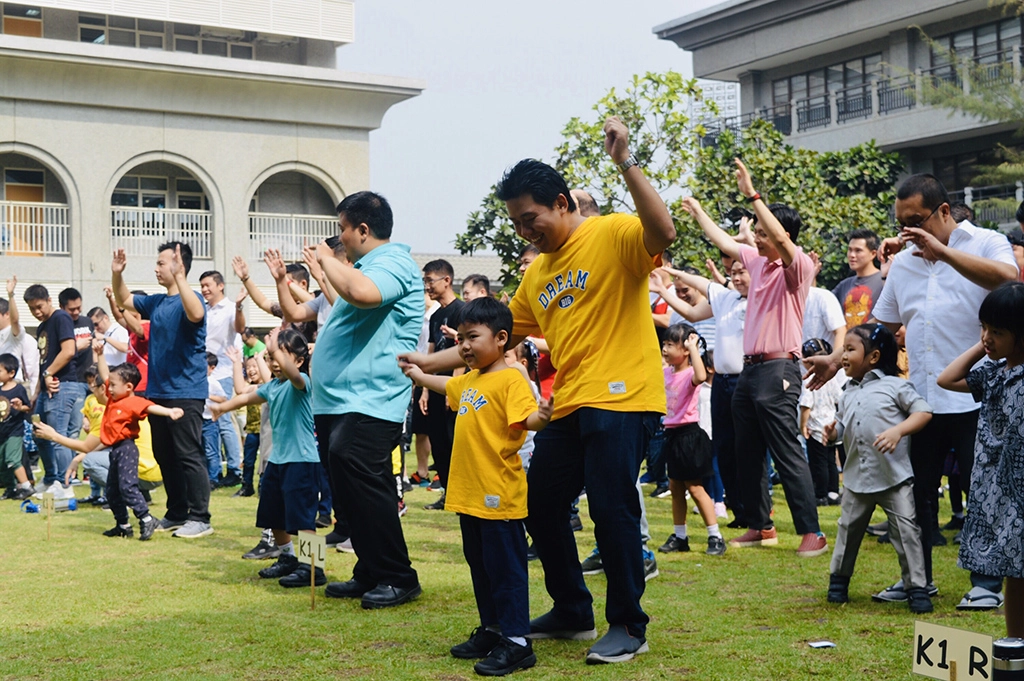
[400,118,675,666]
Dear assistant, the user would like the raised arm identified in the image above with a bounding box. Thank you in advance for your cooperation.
[661,266,712,299]
[603,116,675,256]
[265,249,317,324]
[304,245,337,305]
[105,286,144,337]
[253,348,273,384]
[226,346,256,395]
[680,197,742,262]
[901,226,1018,290]
[169,245,204,323]
[649,273,712,323]
[232,256,278,317]
[684,332,708,385]
[735,159,797,267]
[267,328,306,391]
[937,341,986,393]
[92,339,109,383]
[209,390,265,419]
[111,249,137,312]
[6,276,20,336]
[234,287,248,334]
[316,240,383,309]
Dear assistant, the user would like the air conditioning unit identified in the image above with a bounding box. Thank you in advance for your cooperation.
[200,27,248,41]
[255,33,298,46]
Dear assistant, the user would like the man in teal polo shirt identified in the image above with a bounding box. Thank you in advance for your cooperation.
[312,191,425,609]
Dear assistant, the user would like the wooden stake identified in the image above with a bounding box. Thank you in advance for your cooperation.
[950,659,957,681]
[310,542,316,611]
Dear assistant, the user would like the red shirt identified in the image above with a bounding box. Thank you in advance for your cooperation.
[127,321,150,394]
[100,387,153,446]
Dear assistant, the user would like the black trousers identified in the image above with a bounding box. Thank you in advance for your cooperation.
[711,374,744,522]
[460,514,530,638]
[732,359,820,535]
[149,399,209,524]
[423,390,455,487]
[314,415,350,539]
[806,437,839,499]
[317,412,418,590]
[107,439,149,525]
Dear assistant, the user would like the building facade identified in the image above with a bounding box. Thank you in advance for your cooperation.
[656,0,1023,225]
[0,0,422,318]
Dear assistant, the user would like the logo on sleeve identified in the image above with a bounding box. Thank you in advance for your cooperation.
[458,387,489,415]
[538,269,590,310]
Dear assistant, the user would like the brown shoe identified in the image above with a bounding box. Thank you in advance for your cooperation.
[796,533,828,557]
[729,527,778,547]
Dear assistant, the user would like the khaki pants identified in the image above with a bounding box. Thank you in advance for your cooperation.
[830,480,927,588]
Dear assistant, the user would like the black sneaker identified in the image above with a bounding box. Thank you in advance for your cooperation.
[865,521,888,537]
[580,549,603,575]
[219,474,242,488]
[0,487,15,500]
[907,587,934,614]
[726,518,747,529]
[474,639,536,676]
[428,476,443,492]
[650,483,670,499]
[827,574,850,603]
[91,496,108,507]
[258,553,299,579]
[139,515,158,541]
[658,534,690,553]
[424,492,446,511]
[526,542,539,562]
[450,627,502,659]
[943,515,965,531]
[243,539,281,560]
[156,517,186,532]
[569,513,583,532]
[103,525,133,538]
[585,625,648,664]
[233,485,255,498]
[316,514,332,529]
[932,529,948,547]
[324,530,349,548]
[279,564,326,588]
[12,487,33,501]
[706,536,727,556]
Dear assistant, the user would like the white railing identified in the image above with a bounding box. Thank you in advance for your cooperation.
[249,212,338,261]
[110,207,212,259]
[0,201,70,255]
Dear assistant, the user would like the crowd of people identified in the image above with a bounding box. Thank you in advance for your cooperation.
[3,115,1024,675]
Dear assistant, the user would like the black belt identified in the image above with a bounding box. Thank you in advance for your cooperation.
[743,352,799,366]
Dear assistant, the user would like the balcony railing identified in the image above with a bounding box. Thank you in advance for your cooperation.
[951,183,1023,226]
[0,201,70,255]
[248,212,338,261]
[797,94,831,131]
[835,84,872,123]
[110,207,212,259]
[878,76,916,114]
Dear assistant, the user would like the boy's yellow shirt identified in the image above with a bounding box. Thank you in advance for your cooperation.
[508,213,666,420]
[81,394,161,482]
[444,367,537,520]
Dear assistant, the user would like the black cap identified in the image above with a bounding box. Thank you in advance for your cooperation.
[1008,228,1024,248]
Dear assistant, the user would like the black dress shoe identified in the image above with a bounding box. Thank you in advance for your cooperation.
[325,578,374,599]
[360,583,422,609]
[279,565,326,588]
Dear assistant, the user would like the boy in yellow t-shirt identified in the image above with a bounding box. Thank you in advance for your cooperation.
[402,297,552,677]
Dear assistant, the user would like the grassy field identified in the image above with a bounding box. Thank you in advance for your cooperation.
[0,478,1002,681]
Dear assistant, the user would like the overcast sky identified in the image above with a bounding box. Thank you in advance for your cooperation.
[335,0,721,254]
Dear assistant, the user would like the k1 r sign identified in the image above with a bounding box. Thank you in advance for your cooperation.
[913,621,992,680]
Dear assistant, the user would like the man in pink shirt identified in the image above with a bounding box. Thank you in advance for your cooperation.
[680,159,826,558]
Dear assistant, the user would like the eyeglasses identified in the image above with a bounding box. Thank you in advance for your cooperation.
[895,204,941,231]
[422,277,446,286]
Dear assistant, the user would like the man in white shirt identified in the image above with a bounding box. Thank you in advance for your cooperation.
[199,270,243,487]
[870,174,1018,610]
[88,307,129,367]
[0,277,39,398]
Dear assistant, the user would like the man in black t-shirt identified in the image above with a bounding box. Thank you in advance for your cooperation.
[420,259,464,510]
[24,285,82,495]
[59,288,93,443]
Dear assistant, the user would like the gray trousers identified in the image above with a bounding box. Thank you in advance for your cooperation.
[830,481,927,588]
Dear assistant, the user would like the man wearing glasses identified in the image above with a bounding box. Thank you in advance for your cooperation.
[867,174,1017,610]
[419,259,465,510]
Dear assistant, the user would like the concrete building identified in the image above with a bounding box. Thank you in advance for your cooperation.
[0,0,423,319]
[691,78,741,122]
[656,0,1024,225]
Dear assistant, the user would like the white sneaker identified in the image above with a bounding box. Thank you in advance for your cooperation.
[715,502,728,519]
[33,481,62,499]
[336,538,354,553]
[56,484,76,500]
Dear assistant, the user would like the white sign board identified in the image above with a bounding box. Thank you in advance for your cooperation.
[295,532,327,569]
[913,621,992,680]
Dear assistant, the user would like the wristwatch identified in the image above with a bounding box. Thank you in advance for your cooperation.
[617,153,640,174]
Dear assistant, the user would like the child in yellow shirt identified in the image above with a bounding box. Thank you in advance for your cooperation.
[402,297,552,677]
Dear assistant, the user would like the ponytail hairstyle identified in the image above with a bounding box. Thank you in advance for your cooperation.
[848,323,899,376]
[275,327,310,375]
[665,322,709,370]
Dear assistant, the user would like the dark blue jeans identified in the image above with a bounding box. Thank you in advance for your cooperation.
[644,422,668,485]
[242,433,259,488]
[460,514,530,638]
[525,408,659,638]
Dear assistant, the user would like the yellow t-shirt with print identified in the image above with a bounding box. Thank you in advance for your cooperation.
[444,367,537,520]
[508,213,666,420]
[81,395,161,482]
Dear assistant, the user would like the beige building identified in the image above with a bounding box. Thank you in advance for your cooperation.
[0,0,422,318]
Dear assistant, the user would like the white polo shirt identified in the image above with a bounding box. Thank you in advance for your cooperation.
[204,296,242,382]
[872,220,1018,414]
[102,321,130,367]
[706,282,746,375]
[802,286,845,346]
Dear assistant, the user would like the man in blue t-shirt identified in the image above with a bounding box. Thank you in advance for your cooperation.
[312,191,425,609]
[112,241,212,539]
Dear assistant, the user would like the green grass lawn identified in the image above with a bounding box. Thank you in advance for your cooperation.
[0,479,1001,680]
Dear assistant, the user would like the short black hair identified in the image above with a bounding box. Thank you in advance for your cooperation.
[110,362,142,388]
[847,228,879,252]
[206,352,218,368]
[573,190,599,217]
[0,353,18,375]
[158,241,193,275]
[242,326,256,338]
[463,274,490,292]
[285,263,309,286]
[495,159,577,213]
[87,307,107,319]
[23,284,48,303]
[423,259,454,279]
[0,298,8,316]
[519,243,540,258]
[199,270,224,286]
[84,365,99,384]
[765,203,803,242]
[848,323,900,376]
[979,281,1024,348]
[337,191,394,240]
[1017,200,1024,225]
[896,174,950,213]
[949,201,974,223]
[459,297,513,351]
[58,288,82,308]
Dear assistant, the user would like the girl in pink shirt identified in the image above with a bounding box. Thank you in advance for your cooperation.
[658,324,726,556]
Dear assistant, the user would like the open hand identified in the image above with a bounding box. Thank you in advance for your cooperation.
[263,248,287,281]
[226,346,242,364]
[734,158,756,197]
[112,249,127,273]
[168,245,184,278]
[901,226,947,263]
[873,426,903,454]
[680,197,703,217]
[235,287,248,306]
[231,256,250,281]
[603,116,630,165]
[802,356,840,391]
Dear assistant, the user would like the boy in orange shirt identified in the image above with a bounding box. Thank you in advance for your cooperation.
[90,339,182,540]
[402,297,552,677]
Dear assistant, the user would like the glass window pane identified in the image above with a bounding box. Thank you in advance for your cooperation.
[80,27,105,44]
[792,75,807,101]
[108,15,134,29]
[230,44,253,59]
[808,69,826,97]
[139,33,163,49]
[78,13,105,25]
[178,195,202,210]
[175,38,198,53]
[115,176,138,190]
[932,157,956,190]
[202,40,227,57]
[844,59,863,88]
[111,192,138,207]
[177,179,202,193]
[108,29,135,47]
[142,194,166,209]
[952,29,974,55]
[864,54,883,79]
[4,4,42,18]
[140,177,167,191]
[976,23,998,57]
[174,23,199,36]
[4,169,44,185]
[827,64,844,90]
[137,19,163,33]
[1000,18,1021,48]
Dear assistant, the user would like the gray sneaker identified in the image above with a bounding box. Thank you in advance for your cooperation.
[585,625,649,665]
[172,520,214,538]
[872,579,939,603]
[157,517,187,533]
